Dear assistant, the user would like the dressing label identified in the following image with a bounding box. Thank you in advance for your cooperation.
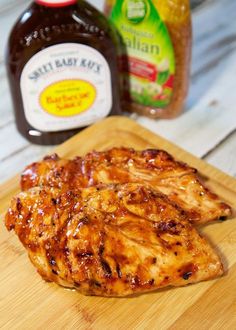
[110,0,175,108]
[20,43,112,132]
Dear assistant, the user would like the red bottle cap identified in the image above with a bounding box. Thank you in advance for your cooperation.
[35,0,77,7]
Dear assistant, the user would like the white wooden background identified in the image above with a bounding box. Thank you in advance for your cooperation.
[0,0,235,184]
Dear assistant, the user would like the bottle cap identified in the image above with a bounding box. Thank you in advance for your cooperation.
[35,0,77,7]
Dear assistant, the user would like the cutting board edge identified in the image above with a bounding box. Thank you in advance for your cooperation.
[1,115,236,199]
[0,116,236,329]
[55,116,236,193]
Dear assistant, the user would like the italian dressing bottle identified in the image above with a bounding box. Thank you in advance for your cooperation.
[6,0,120,145]
[105,0,192,118]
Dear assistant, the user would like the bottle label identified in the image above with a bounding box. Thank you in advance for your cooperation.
[20,43,112,132]
[35,0,77,7]
[110,0,175,109]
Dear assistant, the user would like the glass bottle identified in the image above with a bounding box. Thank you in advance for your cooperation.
[104,0,192,119]
[6,0,121,145]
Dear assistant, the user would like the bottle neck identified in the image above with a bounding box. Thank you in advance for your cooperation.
[35,0,77,7]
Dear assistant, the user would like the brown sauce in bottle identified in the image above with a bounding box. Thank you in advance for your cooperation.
[6,0,121,145]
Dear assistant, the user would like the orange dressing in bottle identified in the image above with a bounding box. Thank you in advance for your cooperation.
[104,0,192,119]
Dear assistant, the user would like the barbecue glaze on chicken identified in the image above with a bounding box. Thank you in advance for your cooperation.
[5,184,223,297]
[21,148,231,224]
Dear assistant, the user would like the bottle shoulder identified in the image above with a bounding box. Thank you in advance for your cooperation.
[8,2,118,50]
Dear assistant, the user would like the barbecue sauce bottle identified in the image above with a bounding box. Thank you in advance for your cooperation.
[6,0,121,145]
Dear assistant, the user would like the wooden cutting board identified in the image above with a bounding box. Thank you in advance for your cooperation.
[0,116,236,329]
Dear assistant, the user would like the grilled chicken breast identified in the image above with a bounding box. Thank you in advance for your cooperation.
[5,184,223,297]
[21,148,231,224]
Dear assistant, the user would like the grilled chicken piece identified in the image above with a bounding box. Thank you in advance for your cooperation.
[21,148,231,224]
[5,183,223,297]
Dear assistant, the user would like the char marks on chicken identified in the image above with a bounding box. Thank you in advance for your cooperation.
[5,183,223,297]
[21,148,232,224]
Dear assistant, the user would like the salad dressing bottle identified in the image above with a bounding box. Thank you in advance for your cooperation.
[104,0,192,119]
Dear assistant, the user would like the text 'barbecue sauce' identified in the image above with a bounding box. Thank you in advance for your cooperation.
[6,0,121,145]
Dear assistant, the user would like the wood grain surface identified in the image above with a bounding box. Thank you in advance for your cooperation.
[0,116,236,329]
[0,0,236,184]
